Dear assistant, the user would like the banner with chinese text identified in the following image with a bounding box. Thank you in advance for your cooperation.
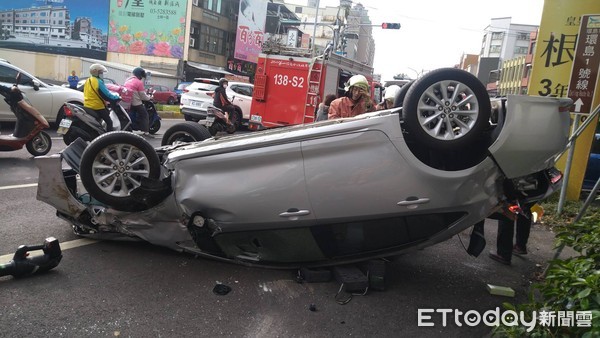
[108,0,186,58]
[234,0,268,64]
[528,0,600,200]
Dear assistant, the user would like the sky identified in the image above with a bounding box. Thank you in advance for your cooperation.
[286,0,545,82]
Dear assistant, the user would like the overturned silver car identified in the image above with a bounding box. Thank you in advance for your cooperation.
[35,69,572,268]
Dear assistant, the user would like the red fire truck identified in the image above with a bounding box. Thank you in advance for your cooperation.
[248,52,381,130]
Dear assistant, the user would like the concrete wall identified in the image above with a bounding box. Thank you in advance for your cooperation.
[0,48,84,82]
[0,48,178,88]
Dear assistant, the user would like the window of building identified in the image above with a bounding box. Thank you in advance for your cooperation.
[201,0,222,13]
[40,12,47,17]
[295,7,303,14]
[517,32,529,41]
[514,46,528,54]
[490,45,502,53]
[191,23,226,55]
[491,32,504,40]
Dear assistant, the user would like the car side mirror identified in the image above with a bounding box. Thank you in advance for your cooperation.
[32,79,41,91]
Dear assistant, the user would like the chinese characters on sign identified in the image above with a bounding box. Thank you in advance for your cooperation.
[234,0,268,64]
[537,31,577,97]
[109,0,187,58]
[567,15,600,114]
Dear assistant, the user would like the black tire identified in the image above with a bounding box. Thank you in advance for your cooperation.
[80,131,161,211]
[402,68,491,150]
[26,131,52,156]
[227,107,242,134]
[167,97,175,105]
[393,80,414,108]
[149,119,161,134]
[161,121,212,146]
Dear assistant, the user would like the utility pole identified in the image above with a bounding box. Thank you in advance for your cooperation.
[311,0,320,57]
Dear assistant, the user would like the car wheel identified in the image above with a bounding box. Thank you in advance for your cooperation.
[79,131,161,211]
[402,68,491,150]
[167,97,175,105]
[393,80,414,108]
[149,119,161,134]
[161,121,212,146]
[25,131,52,156]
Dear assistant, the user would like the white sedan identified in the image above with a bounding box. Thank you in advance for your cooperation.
[0,60,84,123]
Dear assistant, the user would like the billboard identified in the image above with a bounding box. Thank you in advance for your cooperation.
[0,0,109,59]
[528,0,600,200]
[234,0,268,64]
[108,0,186,58]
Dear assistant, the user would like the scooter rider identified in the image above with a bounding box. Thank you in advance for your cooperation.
[124,67,153,137]
[213,78,235,120]
[83,64,120,132]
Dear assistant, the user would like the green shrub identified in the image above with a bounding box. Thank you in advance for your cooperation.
[493,197,600,337]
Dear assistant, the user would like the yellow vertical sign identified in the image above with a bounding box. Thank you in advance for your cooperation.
[528,0,600,200]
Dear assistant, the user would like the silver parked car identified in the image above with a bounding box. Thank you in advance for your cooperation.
[35,69,571,267]
[0,60,84,123]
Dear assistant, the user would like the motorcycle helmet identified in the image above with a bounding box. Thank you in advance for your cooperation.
[344,74,369,92]
[132,67,147,80]
[89,63,108,77]
[219,78,228,87]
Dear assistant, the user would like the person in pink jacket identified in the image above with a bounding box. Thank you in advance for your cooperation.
[124,67,153,137]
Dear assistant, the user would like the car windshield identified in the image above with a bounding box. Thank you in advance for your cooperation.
[177,83,189,90]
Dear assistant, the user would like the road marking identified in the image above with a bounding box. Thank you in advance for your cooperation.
[0,238,99,264]
[0,183,38,190]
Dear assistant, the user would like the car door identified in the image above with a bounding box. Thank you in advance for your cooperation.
[174,138,315,229]
[0,64,54,122]
[301,127,464,257]
[229,84,253,119]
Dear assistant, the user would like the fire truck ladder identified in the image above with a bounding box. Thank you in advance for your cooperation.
[303,56,324,124]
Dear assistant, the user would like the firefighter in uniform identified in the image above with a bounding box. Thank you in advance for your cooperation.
[328,74,375,119]
[376,85,401,110]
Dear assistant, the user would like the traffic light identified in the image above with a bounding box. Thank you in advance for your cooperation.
[381,23,401,29]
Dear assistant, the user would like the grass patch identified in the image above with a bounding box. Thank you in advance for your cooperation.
[156,104,180,112]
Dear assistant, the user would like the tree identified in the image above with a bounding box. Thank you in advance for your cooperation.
[393,73,410,80]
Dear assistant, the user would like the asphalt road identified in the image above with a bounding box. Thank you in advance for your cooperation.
[0,120,565,337]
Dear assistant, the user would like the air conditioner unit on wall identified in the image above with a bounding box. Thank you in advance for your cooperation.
[190,37,196,48]
[191,26,196,35]
[192,0,199,6]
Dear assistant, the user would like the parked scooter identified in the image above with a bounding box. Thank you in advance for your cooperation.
[0,74,52,156]
[58,100,132,145]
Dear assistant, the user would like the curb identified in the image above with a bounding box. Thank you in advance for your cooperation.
[157,111,184,119]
